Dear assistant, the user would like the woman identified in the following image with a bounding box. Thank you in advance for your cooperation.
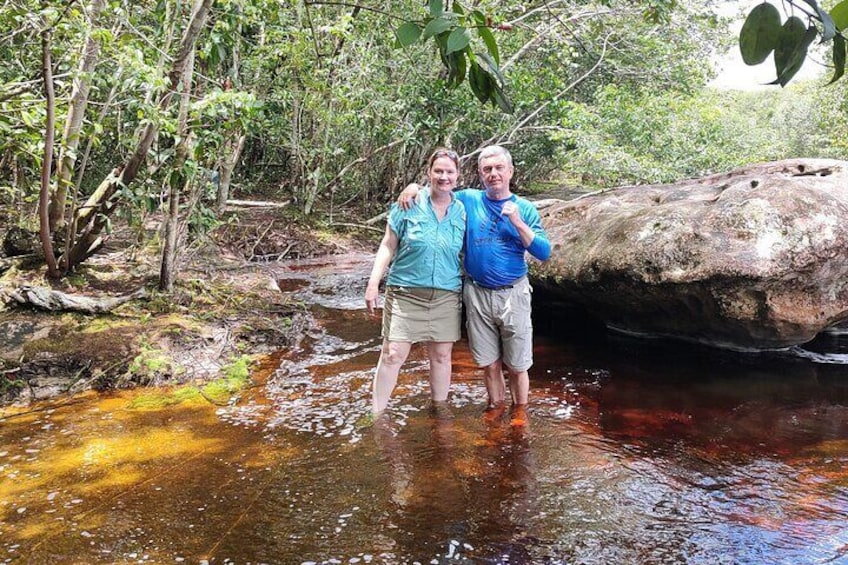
[365,148,466,416]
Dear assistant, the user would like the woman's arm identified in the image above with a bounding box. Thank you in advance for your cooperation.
[365,223,399,314]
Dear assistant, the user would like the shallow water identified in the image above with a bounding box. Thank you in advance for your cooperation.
[1,254,847,564]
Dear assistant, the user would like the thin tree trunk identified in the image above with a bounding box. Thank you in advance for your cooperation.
[160,28,197,292]
[215,14,262,214]
[65,0,214,270]
[38,18,61,278]
[216,134,245,213]
[48,0,105,232]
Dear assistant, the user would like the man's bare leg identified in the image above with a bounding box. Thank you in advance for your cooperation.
[507,367,529,406]
[483,359,507,407]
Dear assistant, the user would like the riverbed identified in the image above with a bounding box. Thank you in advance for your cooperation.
[1,254,847,564]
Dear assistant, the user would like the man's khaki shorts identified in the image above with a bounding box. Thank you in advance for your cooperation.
[463,277,533,371]
[382,286,461,343]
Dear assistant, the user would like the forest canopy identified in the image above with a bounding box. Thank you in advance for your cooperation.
[1,0,846,284]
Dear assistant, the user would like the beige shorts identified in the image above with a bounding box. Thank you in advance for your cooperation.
[463,277,533,371]
[382,286,462,343]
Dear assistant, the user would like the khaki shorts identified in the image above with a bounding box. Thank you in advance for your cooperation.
[463,277,533,371]
[382,286,462,343]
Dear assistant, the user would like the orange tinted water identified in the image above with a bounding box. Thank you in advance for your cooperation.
[1,254,847,563]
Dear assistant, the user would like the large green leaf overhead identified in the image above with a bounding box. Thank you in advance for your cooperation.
[773,17,816,86]
[739,2,782,65]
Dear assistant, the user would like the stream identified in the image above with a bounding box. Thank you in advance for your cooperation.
[1,253,847,564]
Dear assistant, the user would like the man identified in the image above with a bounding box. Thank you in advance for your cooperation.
[399,145,551,411]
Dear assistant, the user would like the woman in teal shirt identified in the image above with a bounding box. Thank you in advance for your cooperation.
[365,148,466,416]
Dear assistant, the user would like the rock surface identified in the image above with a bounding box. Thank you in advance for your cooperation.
[531,159,848,351]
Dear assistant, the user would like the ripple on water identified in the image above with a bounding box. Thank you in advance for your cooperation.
[12,252,848,563]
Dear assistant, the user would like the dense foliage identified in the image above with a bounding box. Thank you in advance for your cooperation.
[0,0,846,283]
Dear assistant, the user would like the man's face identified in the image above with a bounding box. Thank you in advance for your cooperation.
[479,154,513,192]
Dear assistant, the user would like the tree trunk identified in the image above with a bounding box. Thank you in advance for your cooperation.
[216,134,245,214]
[48,0,105,232]
[160,13,199,292]
[38,18,61,279]
[65,0,214,271]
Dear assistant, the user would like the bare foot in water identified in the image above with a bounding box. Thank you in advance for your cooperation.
[483,402,508,423]
[509,404,530,427]
[428,400,454,420]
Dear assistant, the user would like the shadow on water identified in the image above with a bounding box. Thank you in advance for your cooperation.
[1,254,847,564]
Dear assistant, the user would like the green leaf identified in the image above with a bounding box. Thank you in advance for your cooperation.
[446,27,470,55]
[490,82,514,114]
[739,2,782,65]
[477,26,500,65]
[396,22,422,47]
[428,0,443,18]
[422,16,454,40]
[773,16,807,76]
[471,10,487,26]
[436,32,450,64]
[477,52,505,85]
[828,34,846,84]
[446,51,467,88]
[468,62,492,103]
[773,24,817,86]
[90,28,114,43]
[799,0,836,40]
[452,2,464,16]
[831,0,848,31]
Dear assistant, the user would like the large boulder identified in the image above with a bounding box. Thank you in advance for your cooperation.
[531,159,848,351]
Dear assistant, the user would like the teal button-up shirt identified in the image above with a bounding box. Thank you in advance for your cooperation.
[386,188,466,292]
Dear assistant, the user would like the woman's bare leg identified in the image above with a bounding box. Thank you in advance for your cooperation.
[426,341,453,402]
[372,339,412,415]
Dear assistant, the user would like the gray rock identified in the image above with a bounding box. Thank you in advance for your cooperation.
[531,159,848,351]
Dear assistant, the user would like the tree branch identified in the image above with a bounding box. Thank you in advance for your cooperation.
[304,1,408,23]
[501,33,612,145]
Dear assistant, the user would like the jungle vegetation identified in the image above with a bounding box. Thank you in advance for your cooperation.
[1,0,846,288]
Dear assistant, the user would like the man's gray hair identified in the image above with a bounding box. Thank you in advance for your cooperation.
[477,145,513,168]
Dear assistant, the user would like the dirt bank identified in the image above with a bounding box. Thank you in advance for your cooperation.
[0,206,375,406]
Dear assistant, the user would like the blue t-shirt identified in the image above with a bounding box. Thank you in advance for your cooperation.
[457,189,551,288]
[386,190,466,292]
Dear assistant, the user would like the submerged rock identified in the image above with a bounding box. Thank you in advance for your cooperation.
[532,159,848,351]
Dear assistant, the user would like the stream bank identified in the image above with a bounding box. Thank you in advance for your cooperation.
[0,207,373,407]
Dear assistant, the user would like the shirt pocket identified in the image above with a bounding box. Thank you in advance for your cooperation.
[450,218,466,251]
[404,216,425,244]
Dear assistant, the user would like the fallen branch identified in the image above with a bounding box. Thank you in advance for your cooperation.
[248,220,275,261]
[364,211,387,226]
[3,285,147,314]
[0,254,41,274]
[226,199,291,209]
[330,222,384,234]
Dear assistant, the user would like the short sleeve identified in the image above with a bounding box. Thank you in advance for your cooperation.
[387,203,406,240]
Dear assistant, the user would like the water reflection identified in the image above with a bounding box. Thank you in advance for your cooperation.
[369,407,539,563]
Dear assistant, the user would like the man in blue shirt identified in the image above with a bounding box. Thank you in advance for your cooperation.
[401,145,551,414]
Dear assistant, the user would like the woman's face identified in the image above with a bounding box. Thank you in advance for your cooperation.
[428,157,459,194]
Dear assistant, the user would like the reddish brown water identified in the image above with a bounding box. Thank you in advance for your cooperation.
[1,254,847,564]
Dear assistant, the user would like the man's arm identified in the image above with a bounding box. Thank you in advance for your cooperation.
[397,183,421,211]
[502,201,551,261]
[501,201,536,248]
